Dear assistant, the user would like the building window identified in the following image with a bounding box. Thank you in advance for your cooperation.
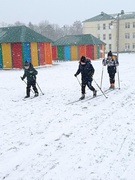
[103,34,106,40]
[125,43,130,50]
[109,44,112,51]
[109,34,112,40]
[133,33,135,38]
[97,24,100,30]
[133,43,135,49]
[125,22,130,28]
[103,24,106,30]
[133,22,135,28]
[109,23,111,29]
[125,33,130,39]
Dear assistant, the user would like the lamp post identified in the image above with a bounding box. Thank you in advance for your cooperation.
[110,10,124,59]
[116,13,120,60]
[110,11,124,90]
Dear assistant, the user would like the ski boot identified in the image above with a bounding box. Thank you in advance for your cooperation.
[24,95,30,98]
[109,83,115,89]
[93,90,97,97]
[79,94,85,100]
[34,92,39,97]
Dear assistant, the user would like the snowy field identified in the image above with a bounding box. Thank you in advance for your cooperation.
[0,53,135,180]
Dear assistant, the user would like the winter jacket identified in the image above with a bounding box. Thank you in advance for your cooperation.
[22,63,38,81]
[102,58,119,74]
[75,60,95,81]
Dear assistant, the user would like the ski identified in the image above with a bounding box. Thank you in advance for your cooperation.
[12,99,20,102]
[67,94,101,105]
[23,95,39,101]
[103,87,119,94]
[82,94,103,102]
[67,88,119,105]
[103,88,114,94]
[66,99,83,105]
[12,95,40,102]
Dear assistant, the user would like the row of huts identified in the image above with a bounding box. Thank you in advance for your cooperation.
[52,34,105,61]
[0,25,105,69]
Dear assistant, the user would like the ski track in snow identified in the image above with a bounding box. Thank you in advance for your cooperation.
[0,53,135,180]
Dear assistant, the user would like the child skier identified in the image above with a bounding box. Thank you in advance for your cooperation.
[21,61,39,98]
[74,56,97,100]
[102,51,119,89]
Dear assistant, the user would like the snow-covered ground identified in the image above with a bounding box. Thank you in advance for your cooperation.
[0,53,135,180]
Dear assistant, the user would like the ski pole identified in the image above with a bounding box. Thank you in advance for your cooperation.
[117,67,120,89]
[76,76,81,86]
[36,81,44,95]
[20,77,34,93]
[100,65,104,89]
[32,76,44,95]
[93,79,108,98]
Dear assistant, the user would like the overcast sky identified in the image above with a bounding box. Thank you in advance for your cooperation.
[0,0,135,27]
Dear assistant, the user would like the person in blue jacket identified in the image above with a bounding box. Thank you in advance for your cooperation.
[74,56,97,100]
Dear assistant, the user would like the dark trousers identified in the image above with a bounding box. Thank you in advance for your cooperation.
[109,73,116,84]
[81,80,95,94]
[26,80,38,96]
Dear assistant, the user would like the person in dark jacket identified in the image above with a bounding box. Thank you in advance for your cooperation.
[102,51,119,89]
[21,61,39,98]
[74,56,97,100]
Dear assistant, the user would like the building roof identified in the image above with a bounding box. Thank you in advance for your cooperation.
[119,12,135,20]
[83,11,135,22]
[83,12,115,22]
[53,34,105,46]
[0,25,52,43]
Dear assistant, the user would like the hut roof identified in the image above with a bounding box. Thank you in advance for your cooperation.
[0,25,52,43]
[53,34,105,46]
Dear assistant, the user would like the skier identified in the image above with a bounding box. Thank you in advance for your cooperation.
[21,61,39,98]
[102,51,119,89]
[74,56,97,100]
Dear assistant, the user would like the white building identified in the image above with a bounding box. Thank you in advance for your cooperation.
[83,10,135,53]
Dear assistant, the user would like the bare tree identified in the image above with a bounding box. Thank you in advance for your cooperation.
[0,22,8,27]
[2,20,83,41]
[69,20,83,35]
[28,22,35,30]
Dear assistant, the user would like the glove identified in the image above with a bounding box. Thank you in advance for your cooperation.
[74,74,77,77]
[102,59,106,66]
[21,77,24,80]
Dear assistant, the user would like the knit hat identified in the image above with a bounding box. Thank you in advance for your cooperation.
[108,51,113,57]
[24,61,30,66]
[80,56,86,63]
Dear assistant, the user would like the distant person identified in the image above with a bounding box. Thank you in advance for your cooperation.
[74,56,97,100]
[102,51,119,89]
[21,61,39,98]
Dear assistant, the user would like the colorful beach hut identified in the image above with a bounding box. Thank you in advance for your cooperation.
[52,34,106,61]
[0,25,52,69]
